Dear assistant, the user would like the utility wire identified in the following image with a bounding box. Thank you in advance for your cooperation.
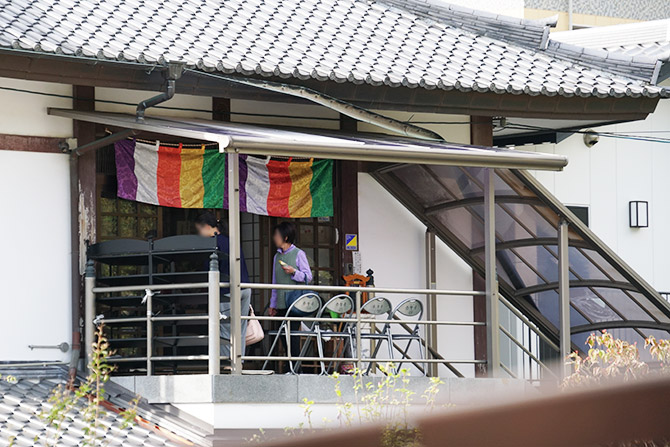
[0,84,483,125]
[504,123,670,144]
[2,84,669,142]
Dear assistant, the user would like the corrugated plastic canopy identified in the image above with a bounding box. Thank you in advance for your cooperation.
[47,108,568,171]
[373,164,670,358]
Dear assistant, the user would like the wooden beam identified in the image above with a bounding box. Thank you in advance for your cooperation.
[0,134,63,153]
[0,52,660,120]
[71,85,97,368]
[338,114,359,275]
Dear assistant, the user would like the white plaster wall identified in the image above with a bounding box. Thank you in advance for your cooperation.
[0,150,72,361]
[357,173,475,377]
[527,99,670,292]
[0,78,73,138]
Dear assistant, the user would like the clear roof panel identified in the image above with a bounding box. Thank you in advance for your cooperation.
[376,164,670,352]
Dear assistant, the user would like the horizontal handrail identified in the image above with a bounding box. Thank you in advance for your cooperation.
[106,355,483,365]
[244,315,485,326]
[98,314,485,326]
[92,282,221,293]
[93,281,484,296]
[240,282,485,296]
[242,356,486,364]
[101,314,212,324]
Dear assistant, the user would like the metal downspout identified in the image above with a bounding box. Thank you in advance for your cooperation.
[68,151,81,383]
[136,63,185,122]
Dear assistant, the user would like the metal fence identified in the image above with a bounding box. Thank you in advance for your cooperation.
[85,259,558,379]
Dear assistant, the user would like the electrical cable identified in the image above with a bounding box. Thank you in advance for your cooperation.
[2,83,670,143]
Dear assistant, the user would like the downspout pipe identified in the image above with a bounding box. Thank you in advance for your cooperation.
[68,151,81,384]
[136,62,185,122]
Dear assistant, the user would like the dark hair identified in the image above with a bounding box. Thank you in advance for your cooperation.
[273,221,296,245]
[195,212,225,234]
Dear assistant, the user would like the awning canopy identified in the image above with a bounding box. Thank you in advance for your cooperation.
[48,108,568,171]
[373,164,670,356]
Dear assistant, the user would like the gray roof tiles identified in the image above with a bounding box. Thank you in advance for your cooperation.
[0,368,209,447]
[0,0,668,99]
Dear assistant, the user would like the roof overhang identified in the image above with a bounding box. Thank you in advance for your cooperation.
[0,50,660,121]
[48,108,568,171]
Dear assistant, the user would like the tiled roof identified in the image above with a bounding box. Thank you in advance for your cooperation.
[0,0,668,99]
[0,367,209,447]
[552,20,670,77]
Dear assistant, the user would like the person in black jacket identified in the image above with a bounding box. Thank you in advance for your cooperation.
[196,212,251,370]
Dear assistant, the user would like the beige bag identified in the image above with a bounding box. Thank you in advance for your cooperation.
[245,305,264,345]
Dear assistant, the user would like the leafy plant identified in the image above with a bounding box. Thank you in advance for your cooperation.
[248,363,444,446]
[562,332,670,447]
[41,324,139,446]
[562,331,670,389]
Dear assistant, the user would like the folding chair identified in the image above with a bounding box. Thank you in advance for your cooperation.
[262,293,321,373]
[348,296,393,374]
[389,298,426,375]
[313,294,355,375]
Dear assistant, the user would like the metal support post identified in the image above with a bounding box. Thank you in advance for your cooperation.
[425,230,438,377]
[355,290,363,372]
[146,287,153,376]
[558,218,571,379]
[228,151,243,374]
[208,253,221,375]
[484,168,501,377]
[84,259,95,370]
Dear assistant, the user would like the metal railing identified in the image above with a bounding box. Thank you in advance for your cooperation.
[85,268,557,380]
[498,296,559,380]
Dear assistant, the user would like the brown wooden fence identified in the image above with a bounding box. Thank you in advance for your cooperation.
[260,377,670,447]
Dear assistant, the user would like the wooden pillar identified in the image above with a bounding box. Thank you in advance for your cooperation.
[72,85,96,369]
[338,115,359,275]
[73,85,97,249]
[213,97,231,122]
[470,116,493,377]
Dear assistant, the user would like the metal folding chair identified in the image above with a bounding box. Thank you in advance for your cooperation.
[262,293,321,373]
[348,296,393,374]
[389,298,426,375]
[313,294,355,375]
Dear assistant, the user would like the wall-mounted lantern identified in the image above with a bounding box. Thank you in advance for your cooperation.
[629,201,649,228]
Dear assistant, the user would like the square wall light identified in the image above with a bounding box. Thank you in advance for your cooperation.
[629,201,649,228]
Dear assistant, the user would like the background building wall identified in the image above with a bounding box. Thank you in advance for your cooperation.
[524,0,670,22]
[525,99,670,294]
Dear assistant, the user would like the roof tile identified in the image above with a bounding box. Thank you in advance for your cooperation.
[0,0,667,99]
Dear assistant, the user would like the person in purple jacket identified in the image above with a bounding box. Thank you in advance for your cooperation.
[269,222,313,363]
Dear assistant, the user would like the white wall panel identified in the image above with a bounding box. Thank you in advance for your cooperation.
[0,150,72,361]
